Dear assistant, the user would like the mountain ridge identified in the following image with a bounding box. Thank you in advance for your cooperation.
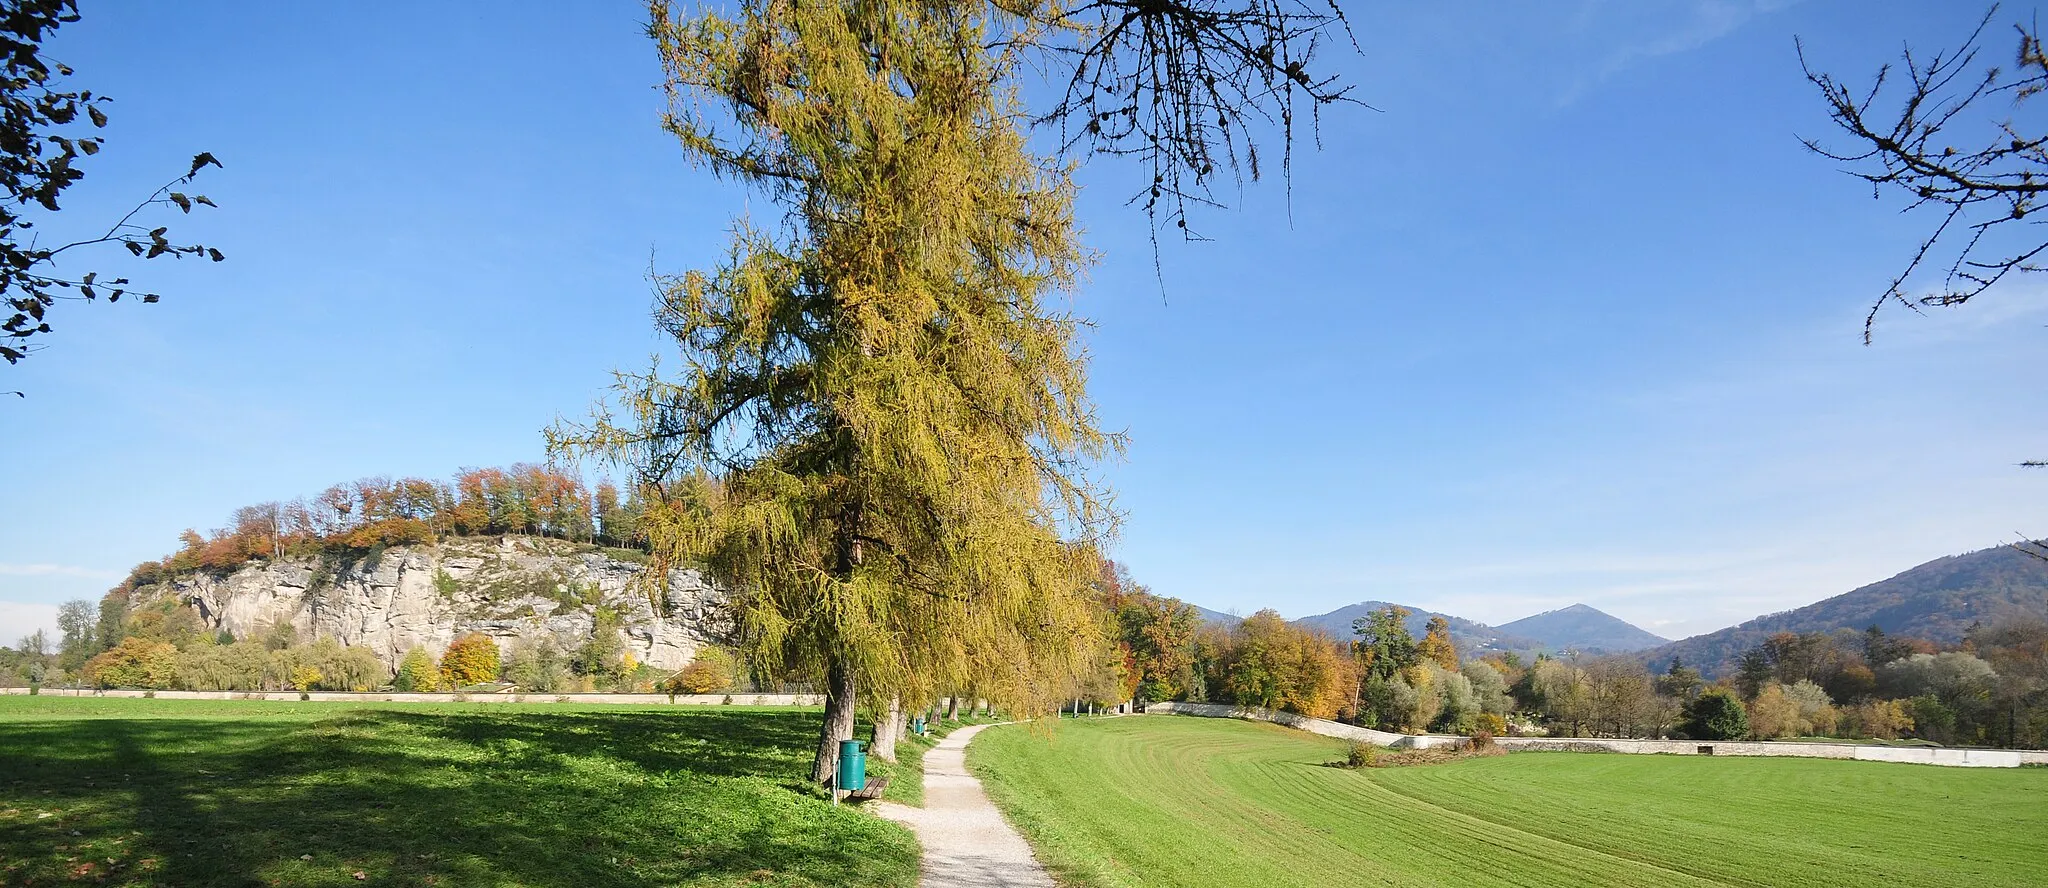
[1639,543,2048,676]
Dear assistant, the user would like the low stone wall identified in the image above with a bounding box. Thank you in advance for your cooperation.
[1144,702,2034,768]
[1,687,822,706]
[1144,702,1464,749]
[1493,736,2024,767]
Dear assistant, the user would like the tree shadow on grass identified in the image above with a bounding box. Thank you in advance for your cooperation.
[0,707,917,887]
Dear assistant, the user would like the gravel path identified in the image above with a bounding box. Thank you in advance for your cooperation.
[873,724,1055,888]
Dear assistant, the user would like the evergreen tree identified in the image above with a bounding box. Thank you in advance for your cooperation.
[1735,646,1773,701]
[1656,656,1703,702]
[1352,605,1418,683]
[1678,688,1750,741]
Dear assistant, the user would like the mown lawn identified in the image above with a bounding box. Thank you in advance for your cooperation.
[0,696,919,887]
[969,714,2048,888]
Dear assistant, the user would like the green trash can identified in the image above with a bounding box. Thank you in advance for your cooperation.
[836,739,866,792]
[912,716,926,736]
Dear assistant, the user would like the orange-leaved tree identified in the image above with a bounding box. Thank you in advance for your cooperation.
[439,633,501,687]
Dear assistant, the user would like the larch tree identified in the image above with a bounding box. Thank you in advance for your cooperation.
[1416,614,1458,670]
[554,0,1363,782]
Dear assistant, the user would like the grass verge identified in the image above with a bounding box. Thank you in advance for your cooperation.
[0,696,918,887]
[968,713,2048,888]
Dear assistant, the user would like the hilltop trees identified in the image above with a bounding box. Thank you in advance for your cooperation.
[107,462,646,581]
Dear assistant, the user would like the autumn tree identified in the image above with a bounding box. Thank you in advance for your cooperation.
[546,0,1366,781]
[394,647,440,692]
[439,633,501,687]
[1109,580,1201,703]
[80,636,177,689]
[553,0,1137,783]
[1416,615,1458,670]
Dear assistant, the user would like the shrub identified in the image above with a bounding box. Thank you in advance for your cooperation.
[572,607,626,677]
[440,633,501,686]
[1469,728,1496,752]
[432,569,461,599]
[1678,688,1749,740]
[1474,712,1508,737]
[174,641,271,691]
[81,637,179,689]
[1347,740,1379,768]
[394,647,440,692]
[676,646,737,694]
[503,640,570,693]
[290,665,323,693]
[1747,684,1802,739]
[296,638,388,691]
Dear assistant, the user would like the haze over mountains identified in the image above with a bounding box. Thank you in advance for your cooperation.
[1186,542,2048,676]
[1637,543,2048,676]
[1497,604,1669,654]
[1191,599,1669,657]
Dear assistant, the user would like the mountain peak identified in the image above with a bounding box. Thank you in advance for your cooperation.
[1495,604,1667,654]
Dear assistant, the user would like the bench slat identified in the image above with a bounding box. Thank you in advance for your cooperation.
[845,775,891,801]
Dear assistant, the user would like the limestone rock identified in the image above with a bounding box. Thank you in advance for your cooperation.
[138,536,728,670]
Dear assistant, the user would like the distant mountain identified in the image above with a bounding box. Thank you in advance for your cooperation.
[1190,604,1242,628]
[1494,604,1667,655]
[1641,543,2048,676]
[1291,601,1541,656]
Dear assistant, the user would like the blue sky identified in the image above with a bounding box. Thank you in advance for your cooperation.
[3,1,2043,644]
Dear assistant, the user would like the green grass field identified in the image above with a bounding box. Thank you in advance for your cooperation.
[969,715,2048,888]
[0,696,918,887]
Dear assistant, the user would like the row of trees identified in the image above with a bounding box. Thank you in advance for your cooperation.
[1092,566,2048,748]
[143,463,662,579]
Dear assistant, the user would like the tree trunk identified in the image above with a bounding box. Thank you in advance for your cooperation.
[945,695,959,720]
[811,658,857,784]
[873,694,904,762]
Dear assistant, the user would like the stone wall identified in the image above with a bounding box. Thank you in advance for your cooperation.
[1142,702,2035,768]
[1144,702,1465,749]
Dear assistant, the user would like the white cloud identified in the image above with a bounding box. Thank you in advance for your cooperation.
[0,562,123,580]
[1558,0,1807,105]
[0,601,60,647]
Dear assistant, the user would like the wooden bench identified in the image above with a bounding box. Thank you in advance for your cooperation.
[844,775,890,803]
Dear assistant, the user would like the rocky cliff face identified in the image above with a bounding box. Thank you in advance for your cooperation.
[131,536,727,670]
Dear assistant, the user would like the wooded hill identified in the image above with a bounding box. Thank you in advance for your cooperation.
[1640,544,2048,676]
[1289,601,1543,656]
[1495,604,1669,654]
[1193,599,1667,657]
